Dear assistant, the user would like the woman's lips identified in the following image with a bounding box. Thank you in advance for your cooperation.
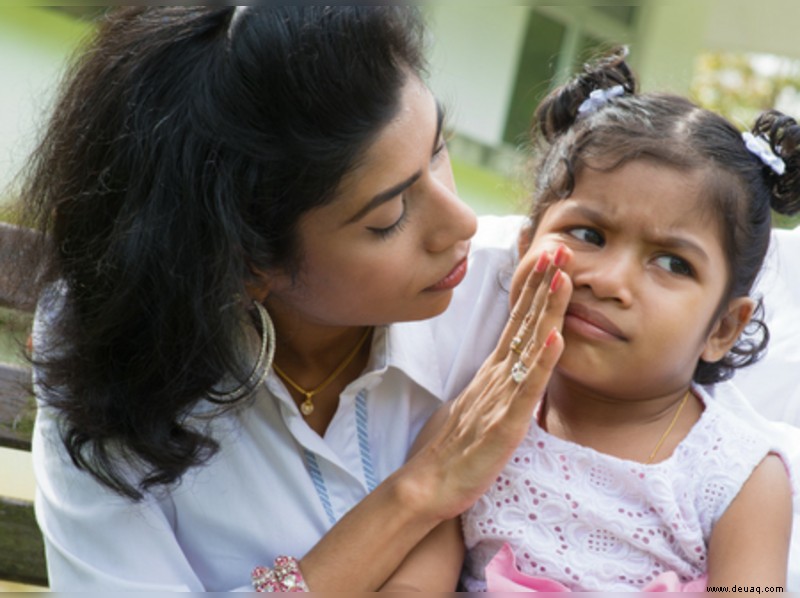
[426,257,469,292]
[565,303,628,341]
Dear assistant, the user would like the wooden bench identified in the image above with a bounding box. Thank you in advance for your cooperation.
[0,222,48,588]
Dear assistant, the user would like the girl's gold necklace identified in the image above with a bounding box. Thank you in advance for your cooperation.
[539,389,692,464]
[646,390,691,464]
[273,328,372,417]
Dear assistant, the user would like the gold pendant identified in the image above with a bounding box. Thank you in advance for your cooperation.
[300,397,315,416]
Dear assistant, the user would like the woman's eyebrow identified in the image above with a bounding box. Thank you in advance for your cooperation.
[346,100,446,225]
[347,172,422,225]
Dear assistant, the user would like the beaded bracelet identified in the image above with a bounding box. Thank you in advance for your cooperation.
[252,556,309,592]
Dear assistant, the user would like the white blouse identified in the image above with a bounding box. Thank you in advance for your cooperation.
[31,216,524,591]
[461,385,787,592]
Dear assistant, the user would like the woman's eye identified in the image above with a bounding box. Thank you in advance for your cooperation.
[431,138,447,165]
[368,198,408,240]
[568,227,604,246]
[654,255,693,277]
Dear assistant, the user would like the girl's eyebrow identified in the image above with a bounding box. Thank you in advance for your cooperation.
[345,101,445,225]
[563,203,711,263]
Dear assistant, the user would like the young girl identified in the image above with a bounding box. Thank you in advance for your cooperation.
[384,49,797,592]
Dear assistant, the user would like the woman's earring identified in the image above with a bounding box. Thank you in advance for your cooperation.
[208,299,276,403]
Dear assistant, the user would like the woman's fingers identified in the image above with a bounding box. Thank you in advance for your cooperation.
[502,245,570,362]
[499,251,551,355]
[419,257,572,520]
[517,258,571,369]
[510,268,571,416]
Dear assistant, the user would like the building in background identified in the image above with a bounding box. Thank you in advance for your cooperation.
[3,3,800,196]
[425,1,800,176]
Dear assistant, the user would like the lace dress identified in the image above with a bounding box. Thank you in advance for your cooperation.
[461,386,780,592]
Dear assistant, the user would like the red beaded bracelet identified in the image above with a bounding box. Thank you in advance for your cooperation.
[252,556,309,592]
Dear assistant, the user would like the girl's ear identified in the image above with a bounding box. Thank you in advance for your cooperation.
[700,297,756,363]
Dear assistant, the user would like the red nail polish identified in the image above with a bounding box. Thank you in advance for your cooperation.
[554,245,568,268]
[545,327,558,348]
[550,270,563,293]
[534,252,549,274]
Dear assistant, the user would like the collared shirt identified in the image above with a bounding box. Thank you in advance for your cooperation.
[32,215,525,591]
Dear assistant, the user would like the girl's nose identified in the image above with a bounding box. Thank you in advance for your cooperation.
[572,250,635,306]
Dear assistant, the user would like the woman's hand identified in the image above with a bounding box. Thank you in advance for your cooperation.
[401,246,573,521]
[300,247,572,592]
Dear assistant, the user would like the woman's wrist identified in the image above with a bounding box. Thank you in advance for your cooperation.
[298,467,443,591]
[252,556,309,592]
[388,455,452,523]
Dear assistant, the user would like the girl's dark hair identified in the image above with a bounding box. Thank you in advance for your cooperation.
[21,6,427,500]
[529,47,800,385]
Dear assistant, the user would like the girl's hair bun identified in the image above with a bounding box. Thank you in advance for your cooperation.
[534,46,637,142]
[750,110,800,216]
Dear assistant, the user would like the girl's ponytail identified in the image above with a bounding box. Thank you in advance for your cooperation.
[533,46,636,142]
[750,110,800,216]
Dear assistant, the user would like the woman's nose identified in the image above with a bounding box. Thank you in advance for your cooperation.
[423,177,478,253]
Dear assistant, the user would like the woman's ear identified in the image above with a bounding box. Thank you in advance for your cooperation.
[700,297,756,363]
[245,270,272,304]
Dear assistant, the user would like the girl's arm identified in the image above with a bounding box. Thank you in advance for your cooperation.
[706,454,793,589]
[300,254,571,592]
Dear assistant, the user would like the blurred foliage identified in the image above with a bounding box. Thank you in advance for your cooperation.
[692,52,800,229]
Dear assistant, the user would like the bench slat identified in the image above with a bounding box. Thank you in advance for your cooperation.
[0,222,39,314]
[0,497,48,588]
[0,222,46,586]
[0,363,35,451]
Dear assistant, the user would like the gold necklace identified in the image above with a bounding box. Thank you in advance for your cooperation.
[273,328,372,417]
[645,390,691,464]
[539,389,692,464]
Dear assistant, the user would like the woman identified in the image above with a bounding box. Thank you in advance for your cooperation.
[24,6,566,591]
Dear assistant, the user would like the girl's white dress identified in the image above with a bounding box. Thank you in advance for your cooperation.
[461,385,789,592]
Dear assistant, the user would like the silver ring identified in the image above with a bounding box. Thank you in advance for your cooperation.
[511,360,528,384]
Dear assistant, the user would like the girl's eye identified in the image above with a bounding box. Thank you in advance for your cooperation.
[568,227,604,246]
[368,198,408,240]
[654,254,693,277]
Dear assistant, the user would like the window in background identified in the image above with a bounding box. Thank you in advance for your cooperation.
[502,6,638,148]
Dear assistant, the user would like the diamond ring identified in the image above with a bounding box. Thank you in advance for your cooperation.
[511,360,528,384]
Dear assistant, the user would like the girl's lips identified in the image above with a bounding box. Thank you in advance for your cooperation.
[426,257,469,292]
[565,304,628,341]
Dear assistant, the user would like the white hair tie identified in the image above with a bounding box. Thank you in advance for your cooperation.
[228,6,251,40]
[577,84,626,117]
[742,132,786,176]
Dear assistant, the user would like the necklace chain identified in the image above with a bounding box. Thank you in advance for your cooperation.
[273,328,372,417]
[645,389,691,464]
[539,389,692,464]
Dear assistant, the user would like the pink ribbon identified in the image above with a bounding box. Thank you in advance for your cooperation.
[485,543,708,592]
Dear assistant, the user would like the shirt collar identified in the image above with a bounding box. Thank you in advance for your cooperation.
[264,319,445,411]
[363,321,445,403]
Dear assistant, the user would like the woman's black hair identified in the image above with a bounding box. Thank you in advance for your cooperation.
[529,47,800,384]
[20,6,427,500]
